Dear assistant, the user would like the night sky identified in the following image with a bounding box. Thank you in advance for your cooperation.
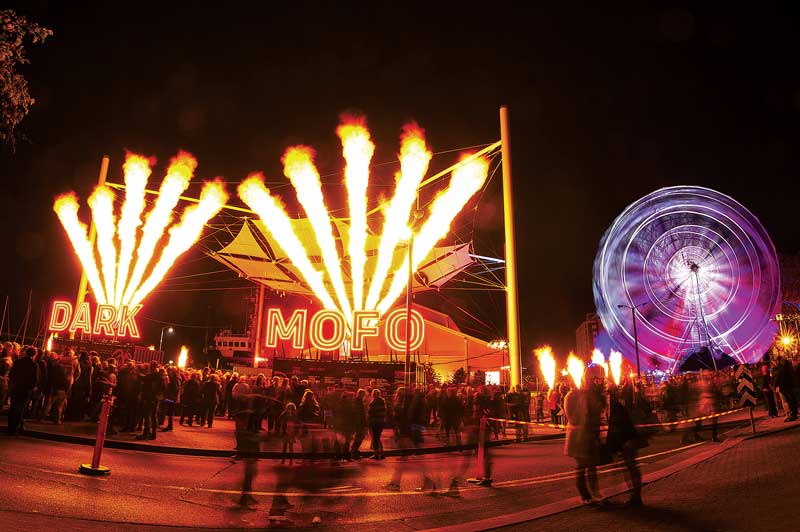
[2,2,799,363]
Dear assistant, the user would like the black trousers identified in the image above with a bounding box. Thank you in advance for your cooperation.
[8,391,31,434]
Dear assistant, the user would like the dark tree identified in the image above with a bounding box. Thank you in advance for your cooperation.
[1,10,52,149]
[450,367,466,385]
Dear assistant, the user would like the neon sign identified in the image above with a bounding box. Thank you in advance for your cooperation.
[264,307,425,351]
[48,300,142,338]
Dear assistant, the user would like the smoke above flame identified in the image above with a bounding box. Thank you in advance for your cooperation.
[53,152,227,308]
[239,118,489,331]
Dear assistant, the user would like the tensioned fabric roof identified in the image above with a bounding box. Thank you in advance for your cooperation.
[210,218,475,298]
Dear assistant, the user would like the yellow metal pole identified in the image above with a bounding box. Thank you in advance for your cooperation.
[71,156,109,340]
[253,283,265,367]
[500,106,522,389]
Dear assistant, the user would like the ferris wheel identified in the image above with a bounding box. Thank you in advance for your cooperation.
[593,186,782,373]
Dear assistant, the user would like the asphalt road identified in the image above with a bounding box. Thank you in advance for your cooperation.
[0,422,740,531]
[499,428,800,532]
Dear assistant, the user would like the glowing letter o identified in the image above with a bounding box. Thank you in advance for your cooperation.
[384,308,425,352]
[309,309,346,351]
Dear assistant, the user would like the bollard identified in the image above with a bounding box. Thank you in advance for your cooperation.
[79,395,113,476]
[467,416,488,484]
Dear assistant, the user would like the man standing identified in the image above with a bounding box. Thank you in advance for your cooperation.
[775,357,798,422]
[8,346,39,434]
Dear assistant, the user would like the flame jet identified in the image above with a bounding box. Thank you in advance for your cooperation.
[337,117,375,311]
[609,350,623,386]
[130,180,227,307]
[282,147,353,320]
[567,353,585,389]
[54,152,227,311]
[122,152,195,304]
[365,124,431,311]
[377,154,489,314]
[238,174,337,310]
[87,186,118,305]
[53,193,108,303]
[535,345,557,390]
[114,154,151,306]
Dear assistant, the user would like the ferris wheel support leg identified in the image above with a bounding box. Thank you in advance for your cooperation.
[500,106,522,389]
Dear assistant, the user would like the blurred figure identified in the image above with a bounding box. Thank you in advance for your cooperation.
[161,367,181,431]
[367,389,386,459]
[278,402,299,464]
[548,384,561,425]
[351,389,368,459]
[439,386,464,444]
[564,365,605,504]
[607,384,643,506]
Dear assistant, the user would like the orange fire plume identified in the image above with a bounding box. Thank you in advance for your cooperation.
[535,345,557,390]
[53,152,226,310]
[282,146,353,320]
[365,123,431,311]
[567,352,585,389]
[238,173,338,310]
[337,116,374,311]
[238,118,489,332]
[377,153,489,314]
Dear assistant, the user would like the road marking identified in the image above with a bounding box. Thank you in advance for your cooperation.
[137,442,706,499]
[0,463,108,481]
[494,442,705,488]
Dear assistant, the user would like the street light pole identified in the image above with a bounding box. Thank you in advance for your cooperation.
[158,326,174,353]
[404,234,413,388]
[618,302,648,379]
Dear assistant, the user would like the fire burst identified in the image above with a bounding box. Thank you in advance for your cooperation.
[54,152,228,308]
[535,345,556,390]
[567,353,585,389]
[238,117,489,328]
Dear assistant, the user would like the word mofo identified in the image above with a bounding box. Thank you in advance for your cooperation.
[48,301,143,338]
[266,308,425,352]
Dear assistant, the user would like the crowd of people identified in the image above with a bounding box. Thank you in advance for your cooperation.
[2,340,798,486]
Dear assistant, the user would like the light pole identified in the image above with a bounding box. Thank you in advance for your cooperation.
[403,209,424,389]
[158,326,174,353]
[404,233,413,388]
[618,302,648,379]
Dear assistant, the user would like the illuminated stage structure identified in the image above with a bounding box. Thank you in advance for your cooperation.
[51,109,523,385]
[213,116,512,383]
[594,186,782,373]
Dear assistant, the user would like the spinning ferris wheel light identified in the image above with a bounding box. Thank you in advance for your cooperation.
[593,186,782,373]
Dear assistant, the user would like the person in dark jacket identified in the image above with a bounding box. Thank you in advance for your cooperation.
[180,372,201,426]
[200,374,221,428]
[67,351,93,420]
[137,362,166,440]
[775,357,798,422]
[7,346,39,434]
[439,386,464,443]
[161,367,181,431]
[367,389,387,459]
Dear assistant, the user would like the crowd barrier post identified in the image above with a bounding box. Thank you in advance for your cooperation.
[79,394,113,476]
[468,415,488,483]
